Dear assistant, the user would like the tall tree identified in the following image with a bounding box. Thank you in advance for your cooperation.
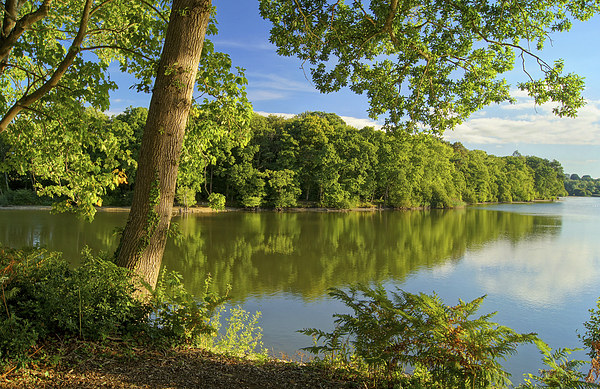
[114,0,212,290]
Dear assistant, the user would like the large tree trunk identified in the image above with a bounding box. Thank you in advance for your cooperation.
[115,0,211,291]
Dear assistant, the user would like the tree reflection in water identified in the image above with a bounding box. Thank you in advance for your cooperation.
[161,209,561,301]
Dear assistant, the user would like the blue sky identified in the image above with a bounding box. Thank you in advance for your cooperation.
[109,2,600,178]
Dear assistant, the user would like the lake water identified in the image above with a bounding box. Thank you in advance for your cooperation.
[1,197,600,384]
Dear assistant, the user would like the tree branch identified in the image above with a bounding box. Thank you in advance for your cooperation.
[0,0,52,63]
[137,0,169,24]
[90,0,117,16]
[1,0,18,37]
[0,0,92,133]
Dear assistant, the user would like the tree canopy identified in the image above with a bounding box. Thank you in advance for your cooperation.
[260,0,597,131]
[0,0,250,218]
[0,0,168,132]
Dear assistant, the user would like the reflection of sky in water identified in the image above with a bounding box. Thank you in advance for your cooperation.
[465,236,600,307]
[401,197,600,383]
[457,197,600,307]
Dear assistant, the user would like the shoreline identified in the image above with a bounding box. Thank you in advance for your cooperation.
[0,198,568,215]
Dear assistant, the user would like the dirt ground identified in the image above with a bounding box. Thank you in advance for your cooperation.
[1,342,371,389]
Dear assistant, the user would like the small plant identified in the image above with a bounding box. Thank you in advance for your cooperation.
[519,340,595,388]
[581,297,600,384]
[201,305,266,358]
[148,272,229,347]
[176,186,196,209]
[300,284,538,388]
[208,192,226,210]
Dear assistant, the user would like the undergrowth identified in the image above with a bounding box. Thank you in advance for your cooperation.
[300,284,599,388]
[0,246,265,369]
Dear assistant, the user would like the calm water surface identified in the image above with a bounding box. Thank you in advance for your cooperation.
[1,197,599,383]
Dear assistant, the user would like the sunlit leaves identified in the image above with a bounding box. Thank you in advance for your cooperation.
[259,0,597,133]
[300,284,538,387]
[518,60,586,118]
[0,107,136,219]
[0,1,253,218]
[1,0,170,120]
[177,31,253,197]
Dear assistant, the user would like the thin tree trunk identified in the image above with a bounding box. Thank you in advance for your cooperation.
[115,0,211,292]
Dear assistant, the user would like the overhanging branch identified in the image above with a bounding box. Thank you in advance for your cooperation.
[0,0,92,133]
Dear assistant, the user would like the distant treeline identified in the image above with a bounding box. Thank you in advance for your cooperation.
[0,109,568,209]
[564,174,600,197]
[199,112,567,208]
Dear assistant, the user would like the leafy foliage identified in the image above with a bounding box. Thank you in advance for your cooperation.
[0,247,147,360]
[0,111,568,210]
[0,108,137,219]
[581,297,600,384]
[201,305,266,358]
[519,341,595,388]
[564,175,600,197]
[176,186,197,209]
[208,192,226,210]
[147,272,229,347]
[300,284,538,387]
[0,246,264,363]
[260,0,596,132]
[0,2,251,219]
[198,112,566,208]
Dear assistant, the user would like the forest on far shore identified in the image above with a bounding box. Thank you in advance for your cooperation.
[564,174,600,197]
[0,109,573,210]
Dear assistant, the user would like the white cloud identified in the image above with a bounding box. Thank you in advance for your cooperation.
[104,109,124,117]
[212,39,274,51]
[338,115,382,130]
[256,111,382,129]
[247,73,317,93]
[445,99,600,145]
[255,111,295,119]
[246,90,287,102]
[243,73,319,101]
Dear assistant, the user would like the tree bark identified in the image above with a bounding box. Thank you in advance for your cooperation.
[115,0,211,292]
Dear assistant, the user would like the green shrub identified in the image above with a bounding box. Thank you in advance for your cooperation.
[241,195,262,208]
[581,297,600,384]
[176,186,196,209]
[208,192,226,210]
[147,272,228,347]
[0,246,266,366]
[0,247,147,360]
[202,305,266,358]
[300,284,538,388]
